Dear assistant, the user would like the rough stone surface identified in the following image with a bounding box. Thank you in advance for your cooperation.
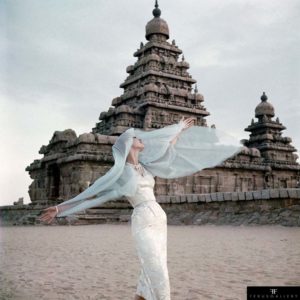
[238,192,245,201]
[205,194,212,202]
[288,189,298,198]
[180,195,187,203]
[253,191,262,200]
[211,193,217,201]
[245,191,254,200]
[261,189,270,199]
[232,192,239,201]
[217,193,224,201]
[224,193,232,201]
[270,189,280,198]
[279,189,289,198]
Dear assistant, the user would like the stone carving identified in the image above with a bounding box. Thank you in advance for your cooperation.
[13,197,24,206]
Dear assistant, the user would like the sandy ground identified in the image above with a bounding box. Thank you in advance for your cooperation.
[0,224,299,300]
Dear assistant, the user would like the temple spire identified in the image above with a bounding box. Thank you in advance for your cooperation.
[153,0,161,17]
[261,91,268,102]
[194,84,198,93]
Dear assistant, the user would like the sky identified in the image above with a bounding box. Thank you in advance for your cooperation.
[0,0,299,206]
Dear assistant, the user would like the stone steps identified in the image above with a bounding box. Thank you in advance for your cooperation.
[100,202,132,209]
[78,215,118,220]
[85,208,132,214]
[77,206,133,223]
[78,214,131,221]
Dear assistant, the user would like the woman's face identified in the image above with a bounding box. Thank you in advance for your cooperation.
[131,137,144,151]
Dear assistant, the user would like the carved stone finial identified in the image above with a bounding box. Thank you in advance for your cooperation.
[172,39,176,45]
[251,118,254,125]
[276,117,280,123]
[140,41,144,48]
[153,0,161,18]
[182,55,185,61]
[261,91,268,102]
[194,84,198,93]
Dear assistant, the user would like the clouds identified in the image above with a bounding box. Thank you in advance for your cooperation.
[1,0,299,205]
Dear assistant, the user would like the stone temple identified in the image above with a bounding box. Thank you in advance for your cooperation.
[25,2,300,221]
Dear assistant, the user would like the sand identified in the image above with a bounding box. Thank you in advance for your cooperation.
[0,224,299,300]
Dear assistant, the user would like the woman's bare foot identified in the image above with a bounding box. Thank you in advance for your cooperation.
[134,294,145,300]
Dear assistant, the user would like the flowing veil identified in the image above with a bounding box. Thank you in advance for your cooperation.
[56,122,243,217]
[137,125,244,178]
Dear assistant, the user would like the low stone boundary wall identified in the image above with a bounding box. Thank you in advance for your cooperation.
[0,200,63,226]
[1,189,299,226]
[157,188,300,204]
[157,188,300,226]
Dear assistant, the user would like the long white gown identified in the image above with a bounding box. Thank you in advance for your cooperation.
[125,162,170,300]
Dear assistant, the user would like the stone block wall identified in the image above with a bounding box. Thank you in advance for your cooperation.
[158,188,300,226]
[1,189,299,226]
[0,200,62,226]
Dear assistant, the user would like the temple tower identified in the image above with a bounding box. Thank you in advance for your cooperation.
[92,1,210,135]
[244,92,299,166]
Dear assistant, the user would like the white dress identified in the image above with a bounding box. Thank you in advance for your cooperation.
[125,162,171,300]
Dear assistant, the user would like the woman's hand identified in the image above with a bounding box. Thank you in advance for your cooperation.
[180,116,196,130]
[171,116,196,145]
[37,206,58,225]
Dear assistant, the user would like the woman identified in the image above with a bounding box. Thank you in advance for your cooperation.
[38,116,243,300]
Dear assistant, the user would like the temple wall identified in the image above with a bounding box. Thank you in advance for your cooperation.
[155,168,299,197]
[29,161,114,202]
[28,156,299,205]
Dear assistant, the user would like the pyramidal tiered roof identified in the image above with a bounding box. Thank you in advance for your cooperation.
[92,1,209,135]
[243,92,299,167]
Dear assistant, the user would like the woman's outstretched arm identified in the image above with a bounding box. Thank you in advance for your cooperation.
[37,190,119,224]
[170,116,196,145]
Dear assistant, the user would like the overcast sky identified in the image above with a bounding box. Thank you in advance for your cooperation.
[0,0,299,206]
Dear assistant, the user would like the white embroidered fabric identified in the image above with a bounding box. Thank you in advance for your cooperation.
[126,163,170,300]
